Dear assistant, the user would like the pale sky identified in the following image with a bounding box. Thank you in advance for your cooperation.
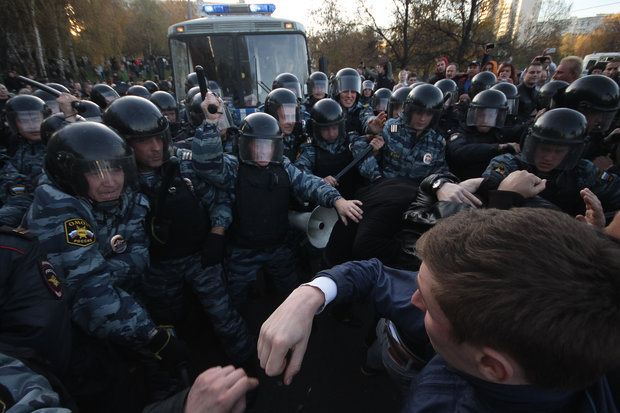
[264,0,620,27]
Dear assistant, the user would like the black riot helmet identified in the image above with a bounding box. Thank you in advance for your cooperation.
[40,113,86,145]
[370,88,392,114]
[264,88,300,129]
[113,82,129,96]
[91,84,120,110]
[33,83,70,114]
[491,82,520,115]
[403,84,444,126]
[434,78,458,107]
[185,72,208,93]
[45,121,138,199]
[561,75,620,134]
[150,91,179,122]
[309,98,345,143]
[466,89,508,128]
[143,80,159,94]
[332,68,362,99]
[272,73,302,100]
[537,80,568,111]
[306,71,328,98]
[5,95,51,141]
[469,71,497,99]
[76,100,103,122]
[388,86,412,119]
[127,85,151,99]
[521,108,587,172]
[238,112,283,165]
[103,96,170,151]
[184,86,201,124]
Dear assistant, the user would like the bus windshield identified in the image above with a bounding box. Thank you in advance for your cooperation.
[171,33,308,108]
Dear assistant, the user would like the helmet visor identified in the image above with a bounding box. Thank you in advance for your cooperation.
[278,103,298,123]
[16,111,45,133]
[311,80,327,95]
[281,82,302,99]
[338,75,361,95]
[506,98,519,116]
[78,155,138,201]
[390,102,404,119]
[522,136,584,171]
[374,98,389,113]
[238,136,283,164]
[582,109,616,134]
[466,107,506,128]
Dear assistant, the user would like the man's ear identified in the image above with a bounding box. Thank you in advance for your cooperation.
[475,347,516,384]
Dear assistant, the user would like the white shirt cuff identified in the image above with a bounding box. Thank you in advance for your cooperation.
[303,276,338,314]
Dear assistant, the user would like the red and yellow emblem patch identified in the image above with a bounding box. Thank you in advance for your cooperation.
[64,218,96,247]
[39,259,63,299]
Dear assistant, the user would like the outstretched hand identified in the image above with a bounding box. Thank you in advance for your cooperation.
[184,365,259,413]
[258,286,326,385]
[576,188,605,229]
[334,198,363,225]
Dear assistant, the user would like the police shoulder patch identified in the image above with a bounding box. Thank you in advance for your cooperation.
[492,163,507,175]
[39,259,63,299]
[64,218,96,247]
[597,170,614,183]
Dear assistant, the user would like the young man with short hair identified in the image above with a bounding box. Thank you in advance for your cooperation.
[257,208,620,412]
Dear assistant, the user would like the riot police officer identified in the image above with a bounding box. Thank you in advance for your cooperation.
[103,96,255,366]
[482,108,620,217]
[492,81,527,142]
[296,98,371,199]
[370,88,392,116]
[387,86,412,119]
[560,75,620,167]
[332,68,375,134]
[150,90,186,141]
[272,72,303,100]
[191,103,363,309]
[447,89,518,180]
[21,122,187,385]
[264,88,306,161]
[303,71,329,111]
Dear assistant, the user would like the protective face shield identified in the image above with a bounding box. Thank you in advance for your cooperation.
[506,98,519,116]
[334,68,362,98]
[521,137,583,173]
[581,109,616,135]
[278,103,298,124]
[466,107,507,128]
[311,79,327,96]
[16,111,45,134]
[374,98,389,112]
[521,108,587,172]
[238,136,283,165]
[81,156,136,203]
[46,121,139,199]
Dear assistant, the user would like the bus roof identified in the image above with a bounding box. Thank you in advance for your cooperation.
[168,15,306,37]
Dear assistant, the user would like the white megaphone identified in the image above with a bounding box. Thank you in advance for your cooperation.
[288,206,339,248]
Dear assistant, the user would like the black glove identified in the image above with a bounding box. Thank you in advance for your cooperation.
[201,232,226,268]
[147,327,189,370]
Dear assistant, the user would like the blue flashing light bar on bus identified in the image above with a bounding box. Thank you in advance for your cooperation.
[202,3,276,15]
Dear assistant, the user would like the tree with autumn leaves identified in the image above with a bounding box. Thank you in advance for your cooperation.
[0,0,189,79]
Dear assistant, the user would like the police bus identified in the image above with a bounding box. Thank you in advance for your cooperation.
[168,3,311,119]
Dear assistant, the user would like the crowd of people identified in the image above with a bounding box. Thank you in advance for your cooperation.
[0,47,619,413]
